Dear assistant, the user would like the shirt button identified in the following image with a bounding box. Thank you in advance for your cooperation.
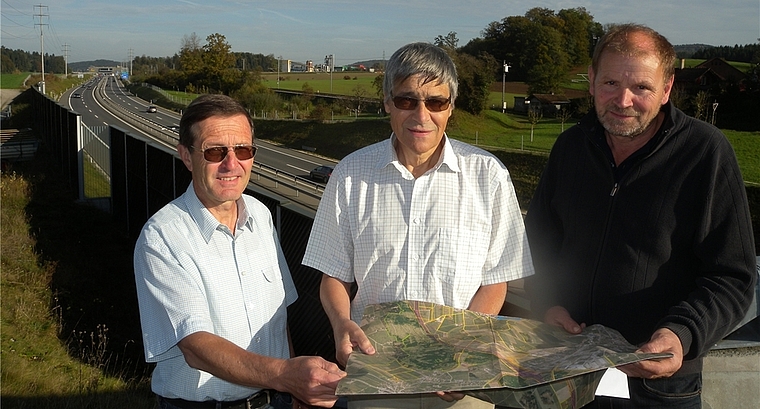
[413,218,420,224]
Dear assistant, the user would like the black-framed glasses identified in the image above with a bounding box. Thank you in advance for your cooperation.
[391,95,451,112]
[191,144,257,162]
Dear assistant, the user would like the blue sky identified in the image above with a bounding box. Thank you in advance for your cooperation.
[2,0,759,65]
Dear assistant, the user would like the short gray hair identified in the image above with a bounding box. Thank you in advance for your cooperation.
[383,42,458,103]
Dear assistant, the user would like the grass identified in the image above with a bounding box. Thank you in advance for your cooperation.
[1,153,154,408]
[724,130,760,184]
[261,71,381,96]
[2,72,32,89]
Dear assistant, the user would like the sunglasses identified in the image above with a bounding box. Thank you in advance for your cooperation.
[391,95,451,112]
[192,145,257,163]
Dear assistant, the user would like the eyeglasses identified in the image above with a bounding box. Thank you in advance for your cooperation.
[191,144,256,162]
[391,95,451,112]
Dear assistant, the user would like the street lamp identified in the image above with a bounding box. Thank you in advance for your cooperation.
[325,54,334,93]
[501,62,510,113]
[277,55,282,88]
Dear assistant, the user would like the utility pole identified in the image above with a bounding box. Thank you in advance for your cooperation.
[34,4,48,94]
[62,43,70,76]
[129,48,134,77]
[277,55,282,87]
[501,61,510,113]
[324,54,334,93]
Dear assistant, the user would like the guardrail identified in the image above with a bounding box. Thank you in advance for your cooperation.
[91,79,326,206]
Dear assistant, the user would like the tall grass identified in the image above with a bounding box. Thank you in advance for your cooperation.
[1,159,154,408]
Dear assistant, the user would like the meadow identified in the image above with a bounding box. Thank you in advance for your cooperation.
[1,72,31,89]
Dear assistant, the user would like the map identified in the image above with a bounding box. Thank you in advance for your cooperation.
[336,301,671,408]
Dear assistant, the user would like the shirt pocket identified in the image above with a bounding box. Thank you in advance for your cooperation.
[432,226,490,306]
[260,265,282,283]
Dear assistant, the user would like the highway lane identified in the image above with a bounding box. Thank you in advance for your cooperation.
[64,77,157,141]
[62,75,338,185]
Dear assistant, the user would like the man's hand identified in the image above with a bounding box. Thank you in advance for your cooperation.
[544,305,585,334]
[333,318,375,367]
[618,328,683,379]
[276,356,346,408]
[434,391,466,402]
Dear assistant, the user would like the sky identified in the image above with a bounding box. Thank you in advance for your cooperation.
[2,0,759,66]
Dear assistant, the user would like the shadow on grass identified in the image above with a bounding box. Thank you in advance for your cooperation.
[1,390,156,409]
[7,146,154,397]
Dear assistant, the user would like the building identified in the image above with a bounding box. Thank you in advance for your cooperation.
[513,93,571,115]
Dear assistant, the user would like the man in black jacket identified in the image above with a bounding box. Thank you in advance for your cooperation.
[524,23,756,408]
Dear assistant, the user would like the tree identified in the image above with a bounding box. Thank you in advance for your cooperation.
[524,23,569,94]
[693,91,710,121]
[556,106,572,132]
[434,31,459,50]
[449,51,495,115]
[460,7,602,91]
[527,107,543,142]
[179,33,203,75]
[371,73,384,99]
[1,54,16,73]
[349,85,370,117]
[557,7,598,66]
[203,33,237,93]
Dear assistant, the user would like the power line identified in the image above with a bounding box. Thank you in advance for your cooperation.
[2,0,31,16]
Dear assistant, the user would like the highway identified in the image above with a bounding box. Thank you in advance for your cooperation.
[62,75,337,209]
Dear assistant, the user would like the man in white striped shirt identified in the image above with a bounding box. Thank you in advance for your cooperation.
[303,42,534,409]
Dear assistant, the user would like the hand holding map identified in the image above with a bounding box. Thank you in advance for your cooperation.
[336,301,671,408]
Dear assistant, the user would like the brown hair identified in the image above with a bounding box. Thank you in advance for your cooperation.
[591,23,676,81]
[178,94,254,148]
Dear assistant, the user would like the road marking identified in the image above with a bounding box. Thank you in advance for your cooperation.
[287,163,310,173]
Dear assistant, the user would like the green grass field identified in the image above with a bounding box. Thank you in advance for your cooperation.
[260,71,381,96]
[1,72,31,89]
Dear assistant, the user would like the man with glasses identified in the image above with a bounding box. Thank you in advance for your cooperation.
[134,94,345,409]
[303,42,534,409]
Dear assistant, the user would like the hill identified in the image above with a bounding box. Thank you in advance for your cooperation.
[68,59,121,72]
[674,44,714,58]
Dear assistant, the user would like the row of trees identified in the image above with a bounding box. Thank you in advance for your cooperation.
[132,8,757,125]
[1,46,66,74]
[129,8,603,117]
[693,44,760,63]
[134,33,280,96]
[461,7,604,95]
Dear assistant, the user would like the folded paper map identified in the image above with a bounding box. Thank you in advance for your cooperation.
[336,301,671,408]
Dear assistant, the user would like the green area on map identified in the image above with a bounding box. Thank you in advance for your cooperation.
[336,301,670,408]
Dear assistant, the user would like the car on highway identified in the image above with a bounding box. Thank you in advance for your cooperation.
[147,105,158,113]
[167,125,179,133]
[309,165,334,183]
[71,93,81,98]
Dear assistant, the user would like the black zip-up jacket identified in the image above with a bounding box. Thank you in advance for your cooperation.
[524,102,756,375]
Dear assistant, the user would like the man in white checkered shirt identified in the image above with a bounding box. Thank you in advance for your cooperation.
[302,42,535,409]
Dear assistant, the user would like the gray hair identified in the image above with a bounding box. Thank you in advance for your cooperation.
[383,42,458,103]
